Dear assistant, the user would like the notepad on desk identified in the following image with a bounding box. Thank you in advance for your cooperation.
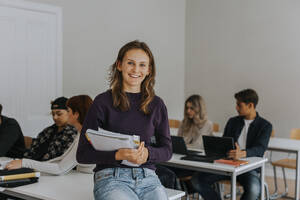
[214,159,249,167]
[85,128,140,167]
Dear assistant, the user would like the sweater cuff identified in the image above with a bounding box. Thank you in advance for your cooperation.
[147,146,155,162]
[22,158,31,168]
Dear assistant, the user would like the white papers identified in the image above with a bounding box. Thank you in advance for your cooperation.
[86,129,140,167]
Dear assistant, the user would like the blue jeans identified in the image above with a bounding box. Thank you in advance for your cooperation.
[94,167,168,200]
[191,170,261,200]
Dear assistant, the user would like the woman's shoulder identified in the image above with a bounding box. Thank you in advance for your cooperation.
[94,90,112,101]
[205,120,213,127]
[151,95,166,107]
[93,90,113,106]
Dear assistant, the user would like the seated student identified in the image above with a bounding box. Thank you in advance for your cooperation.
[0,104,26,158]
[178,94,213,149]
[22,97,77,161]
[191,89,272,200]
[5,95,95,175]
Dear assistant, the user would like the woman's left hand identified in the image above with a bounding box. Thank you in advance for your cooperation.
[5,159,22,170]
[135,142,149,165]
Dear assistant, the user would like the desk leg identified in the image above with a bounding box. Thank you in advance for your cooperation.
[231,172,236,200]
[261,163,265,200]
[296,151,300,200]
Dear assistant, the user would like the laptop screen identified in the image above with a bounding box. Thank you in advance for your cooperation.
[202,136,234,157]
[171,136,188,155]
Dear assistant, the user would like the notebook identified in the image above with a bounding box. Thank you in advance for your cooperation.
[180,136,235,163]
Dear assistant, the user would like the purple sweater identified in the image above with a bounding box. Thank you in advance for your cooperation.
[76,90,172,172]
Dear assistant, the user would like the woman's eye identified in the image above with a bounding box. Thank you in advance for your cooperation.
[140,64,146,67]
[128,61,133,65]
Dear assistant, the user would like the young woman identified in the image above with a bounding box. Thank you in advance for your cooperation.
[178,95,213,149]
[22,97,78,161]
[76,40,172,200]
[5,95,94,175]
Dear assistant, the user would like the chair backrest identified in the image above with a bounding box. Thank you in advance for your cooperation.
[290,129,300,140]
[271,130,275,137]
[169,119,180,128]
[213,123,219,132]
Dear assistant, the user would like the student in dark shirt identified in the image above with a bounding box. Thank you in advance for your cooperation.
[191,89,272,200]
[76,40,172,200]
[0,104,25,158]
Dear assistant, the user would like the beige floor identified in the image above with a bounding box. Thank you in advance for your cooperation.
[182,176,296,200]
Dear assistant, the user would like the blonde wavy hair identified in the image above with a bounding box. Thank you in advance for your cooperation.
[182,95,208,131]
[109,40,156,114]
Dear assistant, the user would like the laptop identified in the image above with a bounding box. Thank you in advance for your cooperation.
[171,136,203,156]
[180,136,235,163]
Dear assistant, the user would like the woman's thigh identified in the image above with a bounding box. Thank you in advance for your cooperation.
[94,176,139,200]
[138,168,168,200]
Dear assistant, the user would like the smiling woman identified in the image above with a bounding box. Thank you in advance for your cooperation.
[76,40,171,200]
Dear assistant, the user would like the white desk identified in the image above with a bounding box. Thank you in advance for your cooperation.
[0,171,185,200]
[268,137,300,200]
[162,154,267,200]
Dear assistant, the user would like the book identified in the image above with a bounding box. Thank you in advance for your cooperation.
[0,172,40,181]
[214,159,249,167]
[0,177,38,188]
[85,128,140,167]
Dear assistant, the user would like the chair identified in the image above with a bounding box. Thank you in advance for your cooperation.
[169,119,180,128]
[213,123,220,132]
[270,128,300,199]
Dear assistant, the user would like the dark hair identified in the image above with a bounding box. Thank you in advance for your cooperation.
[234,89,259,108]
[0,104,2,115]
[66,95,93,125]
[109,40,156,114]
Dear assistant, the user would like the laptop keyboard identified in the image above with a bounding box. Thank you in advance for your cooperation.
[180,155,220,163]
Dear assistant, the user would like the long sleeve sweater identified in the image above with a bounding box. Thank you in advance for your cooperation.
[177,120,213,149]
[76,90,172,172]
[22,133,95,175]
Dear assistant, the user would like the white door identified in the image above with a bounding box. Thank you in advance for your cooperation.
[0,0,62,137]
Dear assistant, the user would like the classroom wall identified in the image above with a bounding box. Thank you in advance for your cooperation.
[185,0,300,137]
[28,0,186,120]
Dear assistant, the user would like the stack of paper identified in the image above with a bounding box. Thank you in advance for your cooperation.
[85,128,140,166]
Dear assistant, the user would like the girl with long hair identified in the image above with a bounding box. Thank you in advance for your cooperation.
[178,95,213,149]
[76,40,172,200]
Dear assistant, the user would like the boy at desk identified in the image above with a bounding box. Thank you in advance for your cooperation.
[191,89,272,200]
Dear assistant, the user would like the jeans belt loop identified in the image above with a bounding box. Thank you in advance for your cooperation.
[114,167,119,178]
[142,168,147,178]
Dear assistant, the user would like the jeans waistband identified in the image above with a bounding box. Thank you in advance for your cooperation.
[94,167,155,182]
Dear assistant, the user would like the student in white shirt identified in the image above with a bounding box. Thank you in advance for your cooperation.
[5,95,95,175]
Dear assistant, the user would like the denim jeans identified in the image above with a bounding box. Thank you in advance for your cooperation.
[191,170,261,200]
[94,167,168,200]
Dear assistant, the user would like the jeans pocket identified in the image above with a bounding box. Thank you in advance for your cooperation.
[94,168,114,183]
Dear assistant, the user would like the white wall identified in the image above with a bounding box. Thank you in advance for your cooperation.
[28,0,186,120]
[186,0,300,137]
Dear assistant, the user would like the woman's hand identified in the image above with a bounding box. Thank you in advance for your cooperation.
[115,142,149,165]
[5,159,22,170]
